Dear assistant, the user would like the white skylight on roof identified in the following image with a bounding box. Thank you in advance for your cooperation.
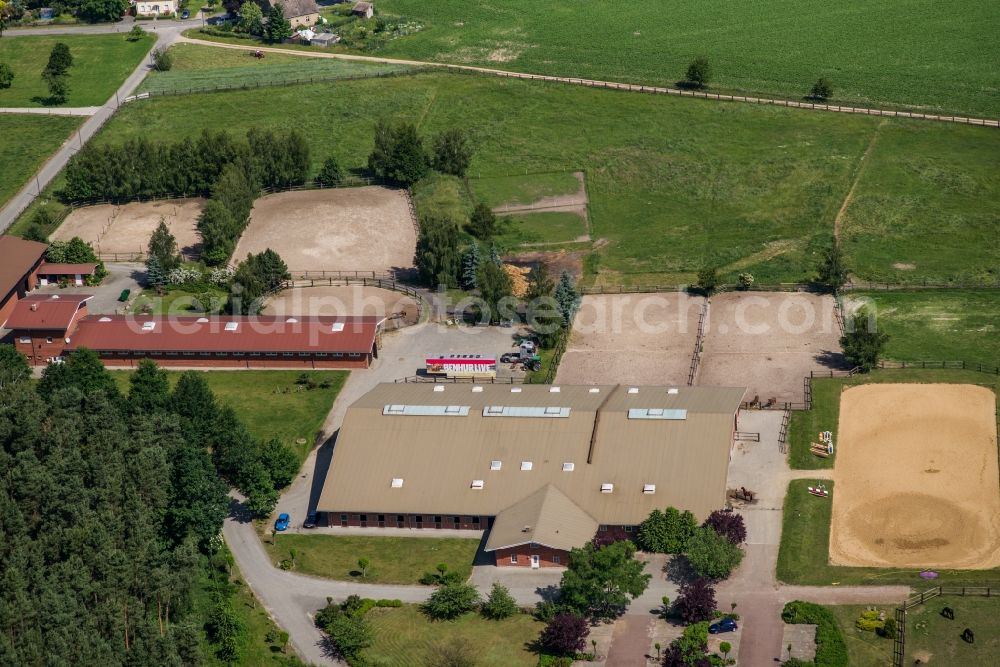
[544,406,562,415]
[434,386,445,392]
[383,404,470,416]
[643,484,656,494]
[601,483,614,493]
[331,322,345,332]
[628,387,639,394]
[549,386,561,393]
[98,317,111,322]
[196,317,209,323]
[386,404,405,414]
[667,388,680,395]
[224,321,238,331]
[482,406,571,418]
[471,479,484,490]
[390,478,404,488]
[286,317,298,323]
[520,461,533,471]
[445,405,463,414]
[472,386,484,393]
[589,387,600,393]
[562,462,575,472]
[510,387,522,393]
[490,460,502,471]
[141,321,155,331]
[628,408,688,420]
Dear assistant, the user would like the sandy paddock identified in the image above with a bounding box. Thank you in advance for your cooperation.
[53,198,205,257]
[697,292,842,404]
[830,384,1000,569]
[231,188,416,274]
[262,285,420,328]
[554,292,704,386]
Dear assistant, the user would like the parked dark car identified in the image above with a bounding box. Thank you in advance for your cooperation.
[303,511,318,529]
[709,618,738,634]
[180,9,189,18]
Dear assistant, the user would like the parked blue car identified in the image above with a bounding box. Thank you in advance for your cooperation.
[274,513,290,531]
[709,618,738,634]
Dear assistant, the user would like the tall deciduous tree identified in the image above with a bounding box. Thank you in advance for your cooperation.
[817,242,849,293]
[43,42,73,77]
[237,1,264,35]
[684,56,711,88]
[367,120,429,185]
[476,259,513,324]
[840,311,889,372]
[685,526,744,580]
[414,213,461,287]
[557,541,651,620]
[433,128,473,177]
[703,510,747,545]
[673,578,716,624]
[540,613,590,656]
[468,202,497,240]
[129,358,171,414]
[148,217,181,271]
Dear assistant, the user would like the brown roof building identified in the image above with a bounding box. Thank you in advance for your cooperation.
[258,0,319,28]
[0,235,48,327]
[317,382,746,566]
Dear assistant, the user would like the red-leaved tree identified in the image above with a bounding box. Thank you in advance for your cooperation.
[704,510,747,545]
[673,578,716,624]
[540,613,590,656]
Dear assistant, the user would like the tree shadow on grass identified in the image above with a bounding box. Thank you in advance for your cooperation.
[30,94,66,107]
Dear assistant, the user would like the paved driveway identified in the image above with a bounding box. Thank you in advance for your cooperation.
[32,262,143,315]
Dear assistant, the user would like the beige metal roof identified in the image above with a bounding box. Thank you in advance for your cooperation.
[484,485,599,552]
[317,383,746,529]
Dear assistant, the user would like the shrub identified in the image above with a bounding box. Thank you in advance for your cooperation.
[673,578,716,624]
[738,272,754,289]
[315,155,344,186]
[0,63,13,90]
[376,598,402,608]
[481,583,518,620]
[151,47,173,72]
[685,525,744,580]
[880,617,897,639]
[810,78,834,100]
[325,613,373,661]
[422,583,480,620]
[127,25,146,41]
[537,656,573,667]
[539,613,589,656]
[685,56,711,88]
[695,265,719,295]
[782,601,849,667]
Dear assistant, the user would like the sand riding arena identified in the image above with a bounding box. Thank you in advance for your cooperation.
[53,198,205,259]
[230,187,416,275]
[830,383,1000,569]
[262,284,421,330]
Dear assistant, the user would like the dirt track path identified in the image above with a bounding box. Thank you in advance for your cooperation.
[176,35,1000,128]
[833,119,887,241]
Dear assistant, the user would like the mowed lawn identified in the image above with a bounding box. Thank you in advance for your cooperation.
[840,122,1000,285]
[469,172,581,208]
[0,34,155,107]
[849,291,1000,364]
[371,0,1000,117]
[905,596,1000,664]
[138,43,413,94]
[495,211,588,247]
[0,114,81,207]
[97,72,883,285]
[362,605,542,667]
[828,605,894,667]
[262,534,480,585]
[110,369,346,461]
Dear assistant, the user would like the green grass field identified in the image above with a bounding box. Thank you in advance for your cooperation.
[133,287,229,315]
[362,605,542,667]
[840,122,1000,285]
[778,476,1000,587]
[366,0,1000,117]
[829,605,894,667]
[138,43,413,95]
[905,595,1000,664]
[96,71,886,285]
[495,211,588,247]
[0,33,155,107]
[261,534,480,585]
[788,369,1000,470]
[0,114,81,208]
[468,172,581,208]
[110,369,346,462]
[850,291,1000,364]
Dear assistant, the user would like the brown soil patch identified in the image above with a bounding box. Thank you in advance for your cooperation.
[54,198,205,257]
[555,292,703,386]
[232,188,415,274]
[892,262,916,270]
[697,292,842,404]
[506,249,585,281]
[830,384,1000,569]
[262,285,419,327]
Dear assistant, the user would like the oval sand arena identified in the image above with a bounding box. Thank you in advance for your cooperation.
[231,188,416,274]
[830,383,1000,569]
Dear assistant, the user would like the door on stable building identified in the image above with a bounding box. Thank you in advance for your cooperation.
[530,555,540,569]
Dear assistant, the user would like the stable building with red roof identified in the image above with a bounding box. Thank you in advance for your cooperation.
[0,235,48,327]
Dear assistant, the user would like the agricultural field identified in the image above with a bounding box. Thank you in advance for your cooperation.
[0,33,155,107]
[261,534,479,585]
[110,370,346,462]
[370,0,1000,117]
[96,71,884,285]
[138,43,413,95]
[0,114,81,208]
[361,604,542,667]
[839,122,1000,285]
[847,290,1000,364]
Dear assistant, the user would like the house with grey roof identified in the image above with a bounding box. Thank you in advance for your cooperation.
[257,0,319,28]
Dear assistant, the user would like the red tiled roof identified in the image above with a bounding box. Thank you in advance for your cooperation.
[66,315,380,354]
[4,293,92,331]
[0,235,47,298]
[39,262,98,275]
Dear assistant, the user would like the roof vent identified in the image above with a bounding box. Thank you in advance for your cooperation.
[490,460,502,471]
[562,462,575,472]
[30,304,38,311]
[390,478,404,488]
[98,317,112,322]
[628,387,639,394]
[331,322,345,332]
[520,461,533,471]
[549,386,561,393]
[589,387,600,393]
[286,317,299,323]
[510,387,522,393]
[196,317,209,323]
[521,525,531,533]
[141,321,155,331]
[667,388,679,395]
[643,484,656,494]
[224,321,238,332]
[472,386,484,393]
[433,386,445,392]
[49,295,60,300]
[471,479,484,490]
[601,483,614,494]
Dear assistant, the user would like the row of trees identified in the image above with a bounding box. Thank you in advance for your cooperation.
[636,507,746,580]
[683,55,836,100]
[369,121,473,186]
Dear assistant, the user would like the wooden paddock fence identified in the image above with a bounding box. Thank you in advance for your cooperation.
[893,586,1000,667]
[687,300,708,386]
